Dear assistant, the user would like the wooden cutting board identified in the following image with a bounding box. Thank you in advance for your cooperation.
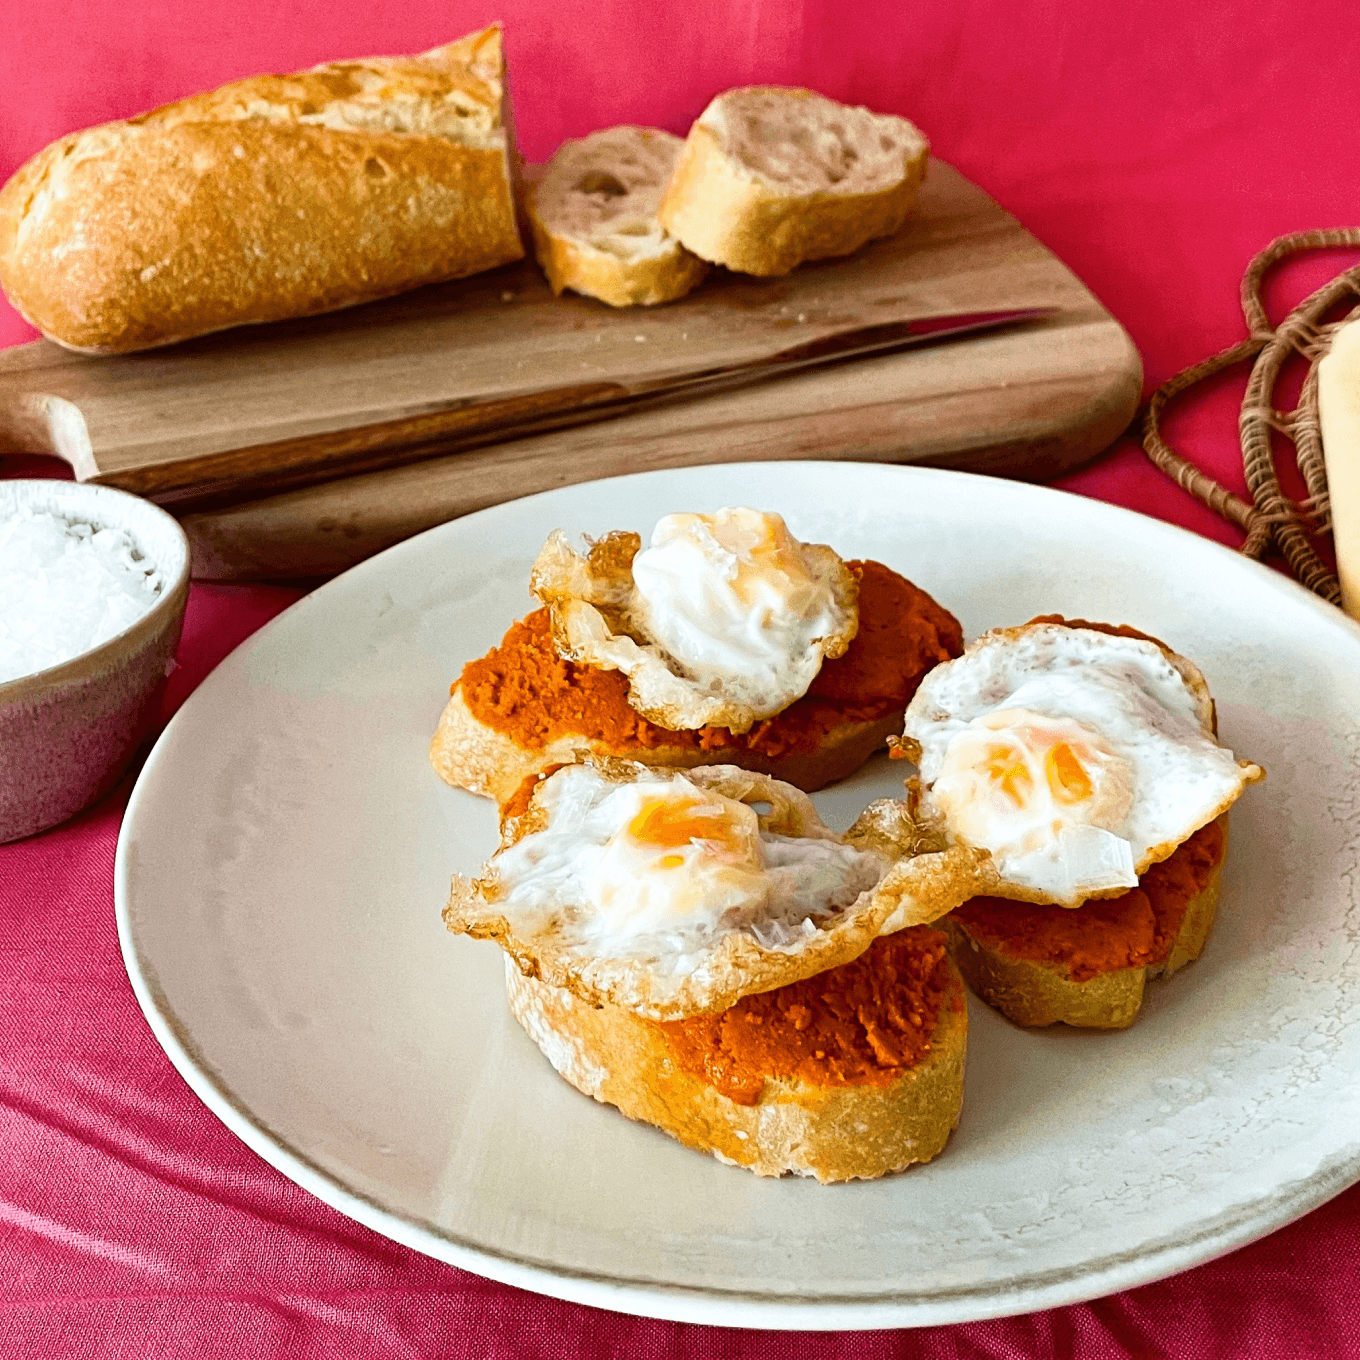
[0,162,1141,580]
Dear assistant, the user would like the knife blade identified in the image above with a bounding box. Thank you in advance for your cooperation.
[145,305,1054,512]
[621,306,1055,405]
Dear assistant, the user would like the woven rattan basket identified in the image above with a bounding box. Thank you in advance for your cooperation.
[1142,228,1360,605]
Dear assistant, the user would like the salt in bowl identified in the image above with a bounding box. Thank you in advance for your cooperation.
[1,480,190,842]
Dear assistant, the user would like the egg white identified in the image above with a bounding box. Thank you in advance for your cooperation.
[491,764,886,959]
[528,509,858,733]
[630,509,852,711]
[903,624,1263,905]
[445,761,1013,1018]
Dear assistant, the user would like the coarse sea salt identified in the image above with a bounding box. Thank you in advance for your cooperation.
[0,506,163,683]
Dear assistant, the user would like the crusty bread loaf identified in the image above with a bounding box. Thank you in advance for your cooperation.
[0,25,523,353]
[657,86,929,277]
[528,126,708,306]
[503,950,966,1182]
[429,683,901,806]
[943,822,1227,1029]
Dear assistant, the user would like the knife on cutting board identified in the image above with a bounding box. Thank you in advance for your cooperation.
[0,294,1049,513]
[186,305,1050,506]
[1,159,1141,583]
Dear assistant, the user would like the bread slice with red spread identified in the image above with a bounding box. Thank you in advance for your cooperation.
[943,816,1227,1029]
[504,927,967,1182]
[430,559,963,806]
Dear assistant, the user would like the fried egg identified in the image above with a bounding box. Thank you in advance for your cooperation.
[491,763,883,950]
[631,508,853,701]
[901,622,1264,906]
[444,761,981,1019]
[529,508,858,733]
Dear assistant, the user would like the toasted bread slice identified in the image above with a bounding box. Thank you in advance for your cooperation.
[657,86,929,276]
[430,684,902,805]
[430,558,963,805]
[503,930,967,1182]
[943,818,1227,1029]
[529,125,708,306]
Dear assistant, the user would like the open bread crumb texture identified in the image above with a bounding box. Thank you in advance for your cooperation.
[709,87,927,197]
[535,126,687,262]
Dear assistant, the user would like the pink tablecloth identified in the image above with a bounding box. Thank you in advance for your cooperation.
[4,2,1360,1354]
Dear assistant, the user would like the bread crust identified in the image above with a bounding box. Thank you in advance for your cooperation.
[504,954,966,1181]
[0,26,523,353]
[944,916,1148,1030]
[657,89,929,277]
[429,683,903,805]
[943,819,1227,1029]
[529,216,709,306]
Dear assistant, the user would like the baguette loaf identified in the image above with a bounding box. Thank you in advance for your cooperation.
[944,818,1228,1029]
[528,126,708,306]
[657,86,929,277]
[0,25,523,353]
[504,932,967,1182]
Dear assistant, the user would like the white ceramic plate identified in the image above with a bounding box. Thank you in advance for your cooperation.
[116,463,1360,1329]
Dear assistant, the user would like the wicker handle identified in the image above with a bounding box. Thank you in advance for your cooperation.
[1141,228,1360,603]
[1142,336,1271,557]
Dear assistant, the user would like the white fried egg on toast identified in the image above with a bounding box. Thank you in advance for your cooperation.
[897,619,1265,908]
[444,759,996,1020]
[528,507,858,735]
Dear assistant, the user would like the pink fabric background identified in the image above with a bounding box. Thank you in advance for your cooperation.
[4,1,1360,1354]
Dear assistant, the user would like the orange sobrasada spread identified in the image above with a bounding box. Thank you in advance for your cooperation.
[457,560,963,758]
[950,820,1226,983]
[651,927,961,1106]
[498,766,563,822]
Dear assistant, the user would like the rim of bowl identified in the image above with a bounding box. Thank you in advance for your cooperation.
[0,480,192,698]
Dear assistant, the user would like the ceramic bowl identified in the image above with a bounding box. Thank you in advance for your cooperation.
[1,480,190,842]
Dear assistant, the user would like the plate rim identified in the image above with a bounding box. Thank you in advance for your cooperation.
[115,460,1360,1329]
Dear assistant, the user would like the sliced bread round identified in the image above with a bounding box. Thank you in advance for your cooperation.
[529,125,709,306]
[429,557,963,807]
[943,819,1228,1029]
[657,86,929,276]
[429,683,903,806]
[503,931,967,1182]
